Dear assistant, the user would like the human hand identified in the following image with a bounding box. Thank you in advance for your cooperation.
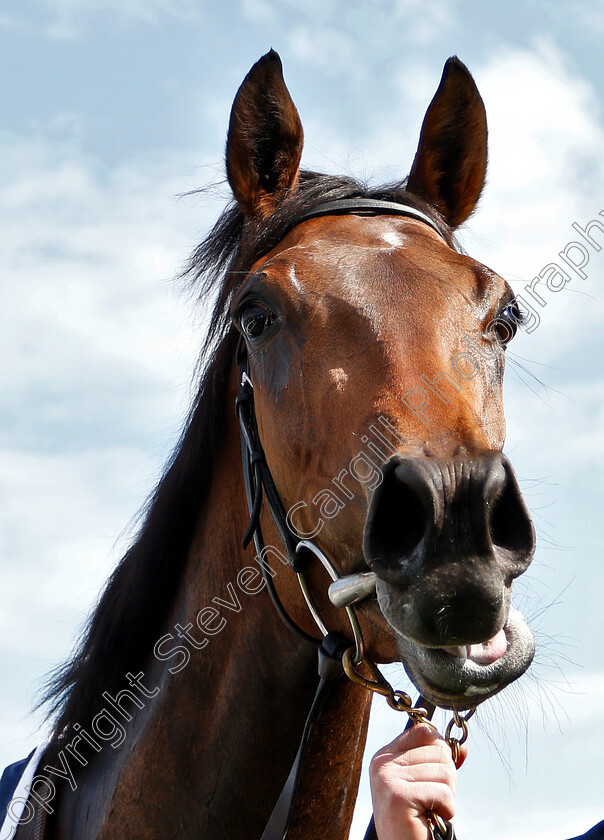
[369,723,468,840]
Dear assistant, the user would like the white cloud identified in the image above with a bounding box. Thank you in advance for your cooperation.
[0,132,221,392]
[288,25,363,79]
[458,39,604,301]
[42,0,203,39]
[240,0,276,26]
[0,130,224,769]
[569,0,604,35]
[282,0,455,47]
[387,0,456,44]
[0,12,30,31]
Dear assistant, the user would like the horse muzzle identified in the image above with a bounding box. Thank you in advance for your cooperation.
[362,453,536,707]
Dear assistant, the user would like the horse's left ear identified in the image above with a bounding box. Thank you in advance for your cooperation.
[406,57,487,228]
[226,49,304,219]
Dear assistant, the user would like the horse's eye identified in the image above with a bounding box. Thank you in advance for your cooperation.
[239,303,275,340]
[491,299,522,346]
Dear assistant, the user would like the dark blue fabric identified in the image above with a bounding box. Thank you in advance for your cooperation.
[0,752,34,827]
[568,821,604,840]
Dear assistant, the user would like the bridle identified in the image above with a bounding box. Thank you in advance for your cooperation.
[235,197,472,840]
[235,197,446,650]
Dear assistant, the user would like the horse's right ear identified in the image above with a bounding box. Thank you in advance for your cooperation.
[226,50,304,220]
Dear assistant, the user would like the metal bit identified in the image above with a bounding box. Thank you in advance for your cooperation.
[328,571,376,608]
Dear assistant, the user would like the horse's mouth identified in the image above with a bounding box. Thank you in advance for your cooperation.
[394,608,535,710]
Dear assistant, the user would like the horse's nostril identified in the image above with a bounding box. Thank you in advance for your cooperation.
[488,460,535,565]
[372,480,426,559]
[364,460,430,579]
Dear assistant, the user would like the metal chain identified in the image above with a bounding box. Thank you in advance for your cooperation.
[342,647,475,840]
[342,649,435,723]
[427,811,453,840]
[342,648,474,751]
[445,708,474,765]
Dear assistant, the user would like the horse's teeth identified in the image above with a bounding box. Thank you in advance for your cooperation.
[441,645,468,660]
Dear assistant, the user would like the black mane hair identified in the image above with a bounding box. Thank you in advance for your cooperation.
[42,170,452,750]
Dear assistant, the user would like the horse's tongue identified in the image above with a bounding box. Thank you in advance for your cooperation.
[442,628,508,664]
[467,628,507,664]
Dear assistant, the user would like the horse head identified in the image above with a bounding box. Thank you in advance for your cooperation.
[227,50,535,711]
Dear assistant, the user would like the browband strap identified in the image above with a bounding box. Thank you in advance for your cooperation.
[292,197,447,240]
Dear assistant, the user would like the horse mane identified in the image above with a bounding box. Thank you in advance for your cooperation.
[41,170,453,748]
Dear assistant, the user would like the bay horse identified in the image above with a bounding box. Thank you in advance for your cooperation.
[9,50,536,840]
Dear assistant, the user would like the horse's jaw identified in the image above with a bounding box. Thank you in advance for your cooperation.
[390,606,535,710]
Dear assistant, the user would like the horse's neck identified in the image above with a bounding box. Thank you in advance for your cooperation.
[56,399,372,840]
[287,678,372,840]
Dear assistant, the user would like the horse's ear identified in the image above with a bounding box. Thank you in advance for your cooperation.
[226,50,304,219]
[406,57,487,228]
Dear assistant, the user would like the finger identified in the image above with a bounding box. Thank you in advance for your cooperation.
[389,740,456,771]
[371,779,457,840]
[376,723,446,759]
[419,781,457,821]
[377,761,457,790]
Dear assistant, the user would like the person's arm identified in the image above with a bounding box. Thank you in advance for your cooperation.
[369,723,468,840]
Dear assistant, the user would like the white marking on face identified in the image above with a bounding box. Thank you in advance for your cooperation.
[380,230,407,249]
[330,368,348,391]
[289,265,303,293]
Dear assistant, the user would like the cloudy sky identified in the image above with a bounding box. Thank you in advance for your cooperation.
[1,1,603,838]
